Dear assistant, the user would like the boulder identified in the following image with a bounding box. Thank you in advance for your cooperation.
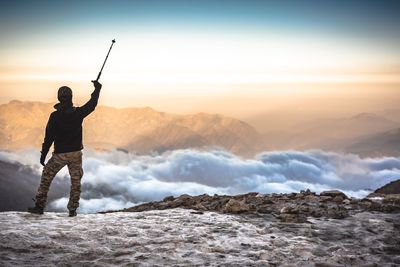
[173,194,194,207]
[304,195,319,202]
[178,194,192,200]
[257,205,273,214]
[194,203,208,211]
[300,189,315,195]
[320,196,333,202]
[320,190,348,199]
[280,205,299,214]
[163,195,174,202]
[333,195,344,204]
[383,194,400,205]
[350,198,359,204]
[223,199,251,214]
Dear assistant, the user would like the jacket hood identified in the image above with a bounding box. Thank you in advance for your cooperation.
[54,100,75,113]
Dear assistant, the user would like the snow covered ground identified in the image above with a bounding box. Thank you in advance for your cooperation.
[0,209,399,266]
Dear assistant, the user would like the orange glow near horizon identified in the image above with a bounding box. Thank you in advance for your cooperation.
[1,19,400,120]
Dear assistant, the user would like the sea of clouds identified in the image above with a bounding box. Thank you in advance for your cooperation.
[1,149,399,213]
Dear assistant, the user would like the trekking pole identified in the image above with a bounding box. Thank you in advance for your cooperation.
[93,39,116,82]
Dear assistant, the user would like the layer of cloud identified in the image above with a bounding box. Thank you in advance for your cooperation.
[1,149,399,213]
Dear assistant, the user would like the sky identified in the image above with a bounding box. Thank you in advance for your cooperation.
[1,0,400,119]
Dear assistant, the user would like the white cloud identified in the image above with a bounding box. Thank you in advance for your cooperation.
[1,149,399,213]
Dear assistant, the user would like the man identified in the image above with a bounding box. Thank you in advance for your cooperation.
[28,80,102,217]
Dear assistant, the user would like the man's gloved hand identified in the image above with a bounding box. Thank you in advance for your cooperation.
[40,153,46,166]
[91,80,102,90]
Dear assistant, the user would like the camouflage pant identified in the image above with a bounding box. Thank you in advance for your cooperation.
[35,151,83,211]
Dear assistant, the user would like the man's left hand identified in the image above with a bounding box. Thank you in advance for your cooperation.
[40,154,46,166]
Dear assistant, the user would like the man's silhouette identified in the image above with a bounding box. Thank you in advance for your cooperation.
[28,81,102,217]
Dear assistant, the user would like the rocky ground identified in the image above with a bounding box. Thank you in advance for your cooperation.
[115,189,400,224]
[0,209,399,266]
[1,188,399,266]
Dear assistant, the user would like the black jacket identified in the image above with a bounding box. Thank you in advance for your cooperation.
[41,87,101,157]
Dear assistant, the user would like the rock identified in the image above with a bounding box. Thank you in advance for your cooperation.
[305,195,319,202]
[299,205,309,212]
[383,194,400,205]
[194,203,207,211]
[203,199,229,211]
[223,199,250,214]
[173,194,194,207]
[280,205,299,214]
[368,201,382,211]
[320,196,333,202]
[342,199,351,205]
[333,195,344,203]
[350,198,358,204]
[320,190,348,199]
[300,188,314,195]
[257,205,273,214]
[190,211,204,215]
[327,207,348,219]
[262,198,275,204]
[163,195,174,202]
[178,194,192,200]
[116,189,396,222]
[310,209,323,217]
[393,255,400,264]
[278,213,308,223]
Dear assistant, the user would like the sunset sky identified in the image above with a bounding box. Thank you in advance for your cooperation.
[1,0,399,119]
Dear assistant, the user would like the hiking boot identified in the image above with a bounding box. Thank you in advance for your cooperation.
[28,205,44,215]
[69,210,77,217]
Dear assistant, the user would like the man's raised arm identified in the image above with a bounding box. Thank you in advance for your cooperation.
[79,81,102,118]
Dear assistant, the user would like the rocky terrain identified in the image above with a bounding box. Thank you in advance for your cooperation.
[115,189,400,224]
[0,207,399,266]
[1,184,399,266]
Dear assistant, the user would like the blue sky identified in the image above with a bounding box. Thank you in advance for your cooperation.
[2,0,400,43]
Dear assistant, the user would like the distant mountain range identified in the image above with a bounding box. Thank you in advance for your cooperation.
[0,100,262,155]
[262,112,400,152]
[0,100,399,156]
[346,128,400,157]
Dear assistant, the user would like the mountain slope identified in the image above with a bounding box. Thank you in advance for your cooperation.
[0,100,261,155]
[374,179,400,194]
[262,112,399,151]
[0,160,68,211]
[346,128,400,157]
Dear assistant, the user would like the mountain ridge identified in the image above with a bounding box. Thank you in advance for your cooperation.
[0,100,262,155]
